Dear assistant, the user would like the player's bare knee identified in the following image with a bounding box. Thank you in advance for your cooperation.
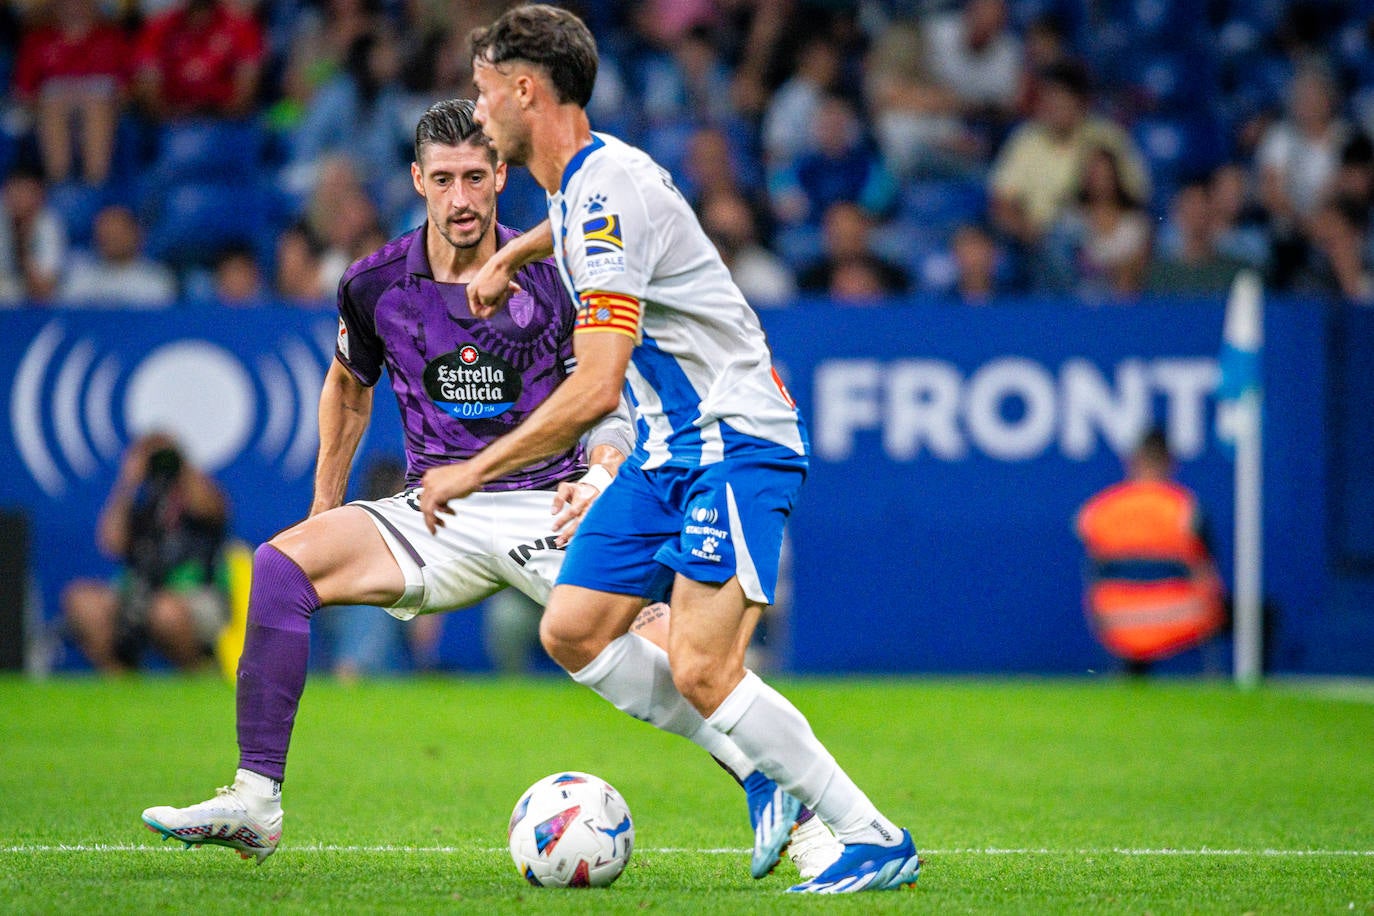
[539,613,602,672]
[262,533,307,570]
[670,655,735,715]
[254,539,325,592]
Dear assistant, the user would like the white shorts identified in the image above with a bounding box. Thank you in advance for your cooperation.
[351,488,566,620]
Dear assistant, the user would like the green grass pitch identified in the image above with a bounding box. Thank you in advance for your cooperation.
[1,674,1371,914]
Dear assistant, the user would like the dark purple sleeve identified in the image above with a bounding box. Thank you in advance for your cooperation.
[335,274,384,387]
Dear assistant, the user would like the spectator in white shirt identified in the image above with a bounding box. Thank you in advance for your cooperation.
[926,0,1023,120]
[0,165,68,305]
[700,188,796,308]
[60,205,176,308]
[1257,63,1348,225]
[761,38,842,167]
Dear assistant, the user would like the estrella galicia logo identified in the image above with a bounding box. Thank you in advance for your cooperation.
[423,345,522,419]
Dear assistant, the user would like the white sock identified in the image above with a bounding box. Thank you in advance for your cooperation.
[235,768,283,816]
[707,671,902,846]
[571,633,756,781]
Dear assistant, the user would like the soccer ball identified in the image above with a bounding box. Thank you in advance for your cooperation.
[507,771,634,888]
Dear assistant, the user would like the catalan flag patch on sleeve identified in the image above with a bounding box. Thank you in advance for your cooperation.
[576,290,642,340]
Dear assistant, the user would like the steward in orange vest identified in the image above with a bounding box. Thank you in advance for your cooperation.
[1075,430,1226,668]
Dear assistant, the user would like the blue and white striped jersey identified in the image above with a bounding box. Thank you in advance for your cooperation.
[547,132,808,469]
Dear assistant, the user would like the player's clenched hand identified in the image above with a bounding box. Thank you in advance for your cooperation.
[551,480,600,547]
[467,256,521,319]
[419,464,482,534]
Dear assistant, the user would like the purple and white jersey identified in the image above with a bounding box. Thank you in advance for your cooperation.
[335,223,582,491]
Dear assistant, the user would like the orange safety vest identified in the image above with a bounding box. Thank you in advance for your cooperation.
[1075,480,1226,663]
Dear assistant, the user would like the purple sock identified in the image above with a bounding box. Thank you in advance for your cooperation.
[236,543,319,783]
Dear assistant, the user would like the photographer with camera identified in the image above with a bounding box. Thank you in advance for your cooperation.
[62,433,230,674]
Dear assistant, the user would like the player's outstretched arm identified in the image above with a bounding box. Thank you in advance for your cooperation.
[468,219,554,318]
[419,330,633,533]
[550,390,634,544]
[311,359,374,516]
[551,443,625,547]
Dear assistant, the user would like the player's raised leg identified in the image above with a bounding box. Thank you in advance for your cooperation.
[630,602,840,879]
[141,506,405,862]
[540,581,806,878]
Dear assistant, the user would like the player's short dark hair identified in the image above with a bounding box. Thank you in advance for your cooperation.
[469,4,598,108]
[414,98,495,166]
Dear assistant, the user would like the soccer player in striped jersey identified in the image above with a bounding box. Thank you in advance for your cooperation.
[417,5,920,894]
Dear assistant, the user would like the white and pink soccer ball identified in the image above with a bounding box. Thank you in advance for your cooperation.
[507,771,634,888]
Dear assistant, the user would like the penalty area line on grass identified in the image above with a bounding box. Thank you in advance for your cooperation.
[3,844,1374,857]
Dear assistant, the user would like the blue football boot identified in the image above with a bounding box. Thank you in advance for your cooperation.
[786,828,921,893]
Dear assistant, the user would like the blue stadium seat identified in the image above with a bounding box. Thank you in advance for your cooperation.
[0,126,14,180]
[870,221,949,286]
[179,265,217,305]
[640,119,697,185]
[153,119,266,183]
[774,223,825,273]
[898,180,987,231]
[721,117,765,191]
[46,181,111,249]
[1232,54,1293,112]
[1008,0,1089,47]
[1220,0,1287,34]
[1132,114,1229,211]
[1098,38,1218,116]
[108,115,154,188]
[1106,0,1207,41]
[498,167,551,234]
[1138,48,1216,113]
[1336,14,1374,89]
[144,181,269,267]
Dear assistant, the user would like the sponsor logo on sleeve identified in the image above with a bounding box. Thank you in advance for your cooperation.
[337,317,350,359]
[582,213,626,281]
[582,215,623,254]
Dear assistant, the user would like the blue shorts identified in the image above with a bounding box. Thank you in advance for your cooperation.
[556,448,807,605]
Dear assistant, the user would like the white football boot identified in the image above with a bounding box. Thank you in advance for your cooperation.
[788,814,844,879]
[142,777,283,863]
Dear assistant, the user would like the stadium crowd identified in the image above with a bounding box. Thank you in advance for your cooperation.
[3,0,1374,309]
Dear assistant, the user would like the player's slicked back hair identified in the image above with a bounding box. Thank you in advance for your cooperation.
[469,4,598,108]
[414,98,495,165]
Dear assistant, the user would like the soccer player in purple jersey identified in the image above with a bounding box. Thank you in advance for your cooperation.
[140,99,838,877]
